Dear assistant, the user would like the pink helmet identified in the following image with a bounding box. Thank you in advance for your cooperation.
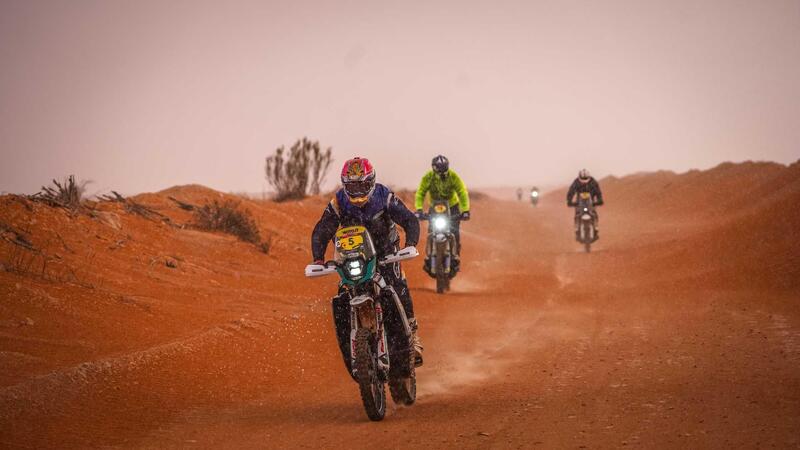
[341,157,376,205]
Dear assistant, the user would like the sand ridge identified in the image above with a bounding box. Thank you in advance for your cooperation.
[1,161,799,448]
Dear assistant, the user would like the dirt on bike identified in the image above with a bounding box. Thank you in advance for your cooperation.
[574,192,598,252]
[305,226,418,421]
[421,201,459,294]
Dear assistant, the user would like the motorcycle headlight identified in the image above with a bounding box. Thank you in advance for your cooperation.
[531,192,539,197]
[347,260,363,277]
[583,207,588,212]
[433,216,448,230]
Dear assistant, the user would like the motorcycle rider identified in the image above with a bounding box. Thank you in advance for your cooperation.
[516,187,523,201]
[414,155,470,274]
[530,186,540,205]
[566,169,604,240]
[311,157,424,374]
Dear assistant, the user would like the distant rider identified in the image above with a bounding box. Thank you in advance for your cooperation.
[566,169,604,240]
[516,187,523,201]
[531,186,540,204]
[311,157,424,372]
[414,155,470,273]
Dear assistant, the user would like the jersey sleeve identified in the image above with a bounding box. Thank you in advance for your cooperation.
[310,200,341,261]
[452,172,470,212]
[388,192,420,247]
[414,172,431,211]
[592,179,604,204]
[566,180,578,204]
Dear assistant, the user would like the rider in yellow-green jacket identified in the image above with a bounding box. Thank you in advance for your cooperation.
[414,155,470,271]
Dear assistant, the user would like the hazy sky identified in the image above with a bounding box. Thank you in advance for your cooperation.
[1,0,798,195]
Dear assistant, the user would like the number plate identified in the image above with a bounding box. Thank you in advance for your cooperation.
[335,226,367,251]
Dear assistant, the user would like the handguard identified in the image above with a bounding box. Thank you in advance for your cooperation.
[380,246,419,265]
[304,263,337,278]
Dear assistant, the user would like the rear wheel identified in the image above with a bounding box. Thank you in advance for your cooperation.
[389,368,416,406]
[354,328,386,421]
[390,339,417,406]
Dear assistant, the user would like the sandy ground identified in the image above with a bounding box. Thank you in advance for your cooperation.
[1,161,799,448]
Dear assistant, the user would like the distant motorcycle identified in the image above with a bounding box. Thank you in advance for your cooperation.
[574,192,597,252]
[530,188,540,206]
[305,226,419,421]
[421,200,459,294]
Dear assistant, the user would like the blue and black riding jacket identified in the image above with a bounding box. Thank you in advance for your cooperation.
[311,184,420,262]
[566,177,604,206]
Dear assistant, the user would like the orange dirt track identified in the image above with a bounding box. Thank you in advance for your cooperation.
[1,161,799,448]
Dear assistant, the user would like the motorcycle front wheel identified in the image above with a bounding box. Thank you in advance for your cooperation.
[354,328,386,421]
[582,221,592,253]
[436,275,448,294]
[435,242,447,294]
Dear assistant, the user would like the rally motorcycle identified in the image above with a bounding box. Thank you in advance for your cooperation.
[421,200,458,294]
[530,188,540,206]
[305,226,418,421]
[574,192,598,252]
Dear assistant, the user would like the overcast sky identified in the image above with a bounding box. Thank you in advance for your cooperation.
[1,0,798,195]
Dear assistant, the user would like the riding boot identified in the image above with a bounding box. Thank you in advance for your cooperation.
[452,233,461,274]
[410,318,424,367]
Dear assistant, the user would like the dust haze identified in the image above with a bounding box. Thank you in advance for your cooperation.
[2,1,800,448]
[1,0,799,195]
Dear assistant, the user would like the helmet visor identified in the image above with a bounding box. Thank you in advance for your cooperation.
[344,180,373,198]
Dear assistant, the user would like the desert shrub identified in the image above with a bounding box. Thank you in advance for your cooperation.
[194,200,261,244]
[100,191,173,224]
[258,233,273,254]
[29,175,91,211]
[265,137,333,201]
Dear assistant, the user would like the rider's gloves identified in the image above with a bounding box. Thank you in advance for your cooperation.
[415,209,425,219]
[460,211,471,221]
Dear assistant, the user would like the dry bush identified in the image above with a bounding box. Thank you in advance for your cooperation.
[265,137,333,201]
[258,233,273,254]
[194,200,261,244]
[0,222,43,276]
[100,191,173,224]
[29,175,91,211]
[0,221,85,284]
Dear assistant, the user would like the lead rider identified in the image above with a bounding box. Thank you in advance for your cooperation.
[566,169,604,240]
[311,157,424,372]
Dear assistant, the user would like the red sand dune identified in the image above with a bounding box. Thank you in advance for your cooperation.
[1,161,799,448]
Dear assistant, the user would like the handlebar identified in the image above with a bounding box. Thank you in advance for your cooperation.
[568,202,602,207]
[418,212,468,221]
[305,246,420,277]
